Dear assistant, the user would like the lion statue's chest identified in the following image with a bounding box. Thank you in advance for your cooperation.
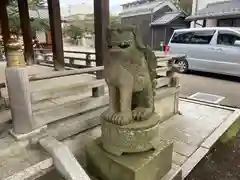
[104,52,150,92]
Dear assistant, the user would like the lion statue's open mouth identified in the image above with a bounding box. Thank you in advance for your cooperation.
[107,25,135,52]
[108,42,131,50]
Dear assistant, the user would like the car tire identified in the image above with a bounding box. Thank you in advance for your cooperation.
[176,59,188,73]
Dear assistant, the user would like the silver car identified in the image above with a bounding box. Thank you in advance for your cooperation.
[168,27,240,77]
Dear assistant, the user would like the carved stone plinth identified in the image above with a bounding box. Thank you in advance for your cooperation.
[101,113,164,156]
[86,138,173,180]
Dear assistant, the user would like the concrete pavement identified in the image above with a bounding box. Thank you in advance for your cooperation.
[178,71,240,108]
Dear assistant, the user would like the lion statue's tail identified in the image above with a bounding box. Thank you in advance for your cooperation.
[143,45,158,91]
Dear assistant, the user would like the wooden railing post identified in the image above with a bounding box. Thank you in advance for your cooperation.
[86,54,91,67]
[69,58,74,67]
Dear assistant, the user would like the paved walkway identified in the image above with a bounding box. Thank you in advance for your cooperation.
[0,57,239,179]
[2,98,237,180]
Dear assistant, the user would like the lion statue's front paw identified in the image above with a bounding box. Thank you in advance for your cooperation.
[102,108,115,121]
[132,107,153,121]
[111,112,132,126]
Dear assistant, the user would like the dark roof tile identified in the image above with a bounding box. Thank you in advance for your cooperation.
[151,12,182,26]
[187,0,240,20]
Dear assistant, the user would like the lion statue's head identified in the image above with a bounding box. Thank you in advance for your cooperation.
[107,24,146,52]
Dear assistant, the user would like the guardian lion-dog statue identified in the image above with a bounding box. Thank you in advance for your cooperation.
[102,24,157,125]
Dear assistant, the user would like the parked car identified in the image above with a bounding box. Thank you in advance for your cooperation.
[168,27,240,77]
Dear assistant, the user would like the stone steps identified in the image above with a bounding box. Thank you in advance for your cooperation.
[0,107,180,180]
[34,95,109,127]
[32,85,178,128]
[0,81,178,128]
[31,79,105,103]
[0,103,106,180]
[0,72,102,128]
[1,99,238,180]
[0,72,180,180]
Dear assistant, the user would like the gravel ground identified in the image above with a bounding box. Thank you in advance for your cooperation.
[186,137,240,180]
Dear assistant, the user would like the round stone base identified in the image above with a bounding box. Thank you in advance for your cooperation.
[101,113,161,156]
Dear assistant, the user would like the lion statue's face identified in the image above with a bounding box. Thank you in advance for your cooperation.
[108,27,135,53]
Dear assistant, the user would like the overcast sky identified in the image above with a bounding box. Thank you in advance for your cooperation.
[60,0,134,7]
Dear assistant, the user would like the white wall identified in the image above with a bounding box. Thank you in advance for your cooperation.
[206,19,217,27]
[36,31,46,43]
[191,0,226,28]
[61,3,93,18]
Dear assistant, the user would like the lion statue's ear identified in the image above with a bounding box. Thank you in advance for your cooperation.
[132,26,146,49]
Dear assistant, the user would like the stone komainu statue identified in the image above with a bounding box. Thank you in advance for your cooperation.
[102,24,157,125]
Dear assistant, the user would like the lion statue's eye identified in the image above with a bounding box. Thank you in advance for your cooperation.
[117,29,122,34]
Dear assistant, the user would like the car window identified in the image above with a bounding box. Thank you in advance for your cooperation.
[170,31,194,44]
[217,31,240,46]
[189,30,215,44]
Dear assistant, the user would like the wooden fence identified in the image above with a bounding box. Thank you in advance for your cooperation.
[34,49,96,68]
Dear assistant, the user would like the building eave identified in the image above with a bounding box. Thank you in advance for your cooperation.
[120,11,152,18]
[120,1,177,18]
[186,0,240,21]
[150,12,184,26]
[186,12,240,21]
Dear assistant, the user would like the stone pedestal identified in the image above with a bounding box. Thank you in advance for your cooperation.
[101,113,165,156]
[87,114,174,180]
[86,138,173,180]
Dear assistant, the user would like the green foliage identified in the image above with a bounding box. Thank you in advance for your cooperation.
[110,15,121,25]
[28,0,46,9]
[9,0,46,10]
[82,17,94,34]
[31,18,49,32]
[8,14,21,36]
[7,0,48,35]
[63,15,94,42]
[64,14,121,40]
[65,24,85,40]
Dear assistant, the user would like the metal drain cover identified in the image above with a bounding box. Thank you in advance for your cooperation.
[188,92,225,104]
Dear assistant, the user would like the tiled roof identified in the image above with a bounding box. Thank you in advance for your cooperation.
[120,0,164,17]
[186,0,240,20]
[151,12,181,26]
[119,0,177,18]
[121,0,147,7]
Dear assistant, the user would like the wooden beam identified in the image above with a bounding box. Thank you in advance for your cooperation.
[0,0,10,60]
[29,66,104,81]
[18,0,34,65]
[94,0,109,72]
[47,0,65,71]
[93,0,109,97]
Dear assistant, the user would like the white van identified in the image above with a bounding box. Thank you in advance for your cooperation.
[168,27,240,77]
